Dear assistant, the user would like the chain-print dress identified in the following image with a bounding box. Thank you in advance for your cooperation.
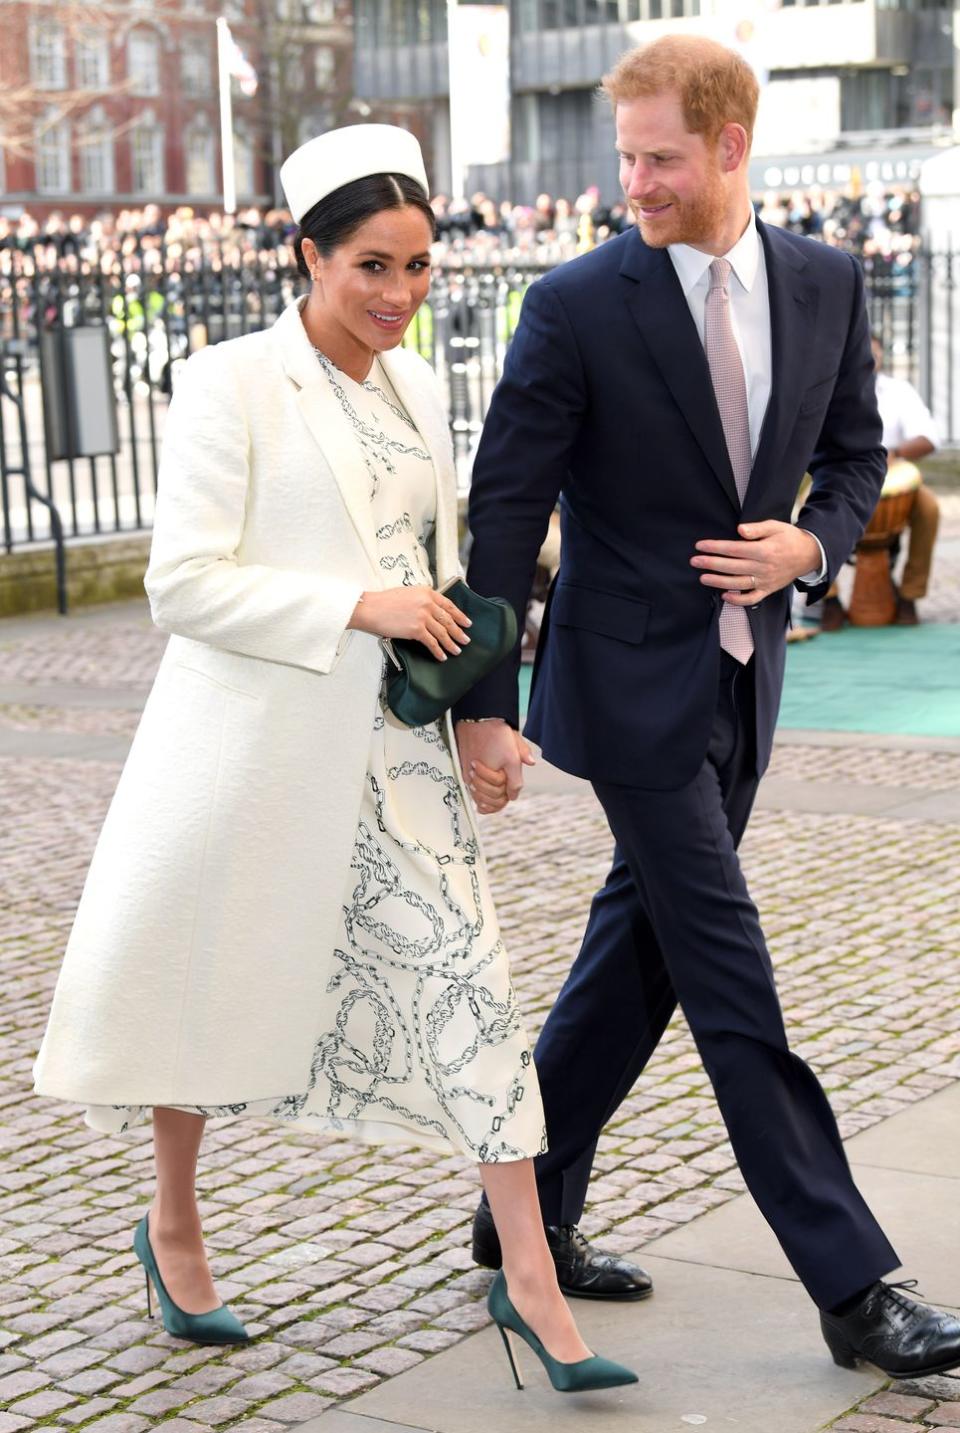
[88,352,547,1165]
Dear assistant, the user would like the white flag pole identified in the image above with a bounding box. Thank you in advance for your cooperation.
[446,0,465,202]
[216,16,237,214]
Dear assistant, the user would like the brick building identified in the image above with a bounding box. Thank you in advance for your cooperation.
[0,0,355,218]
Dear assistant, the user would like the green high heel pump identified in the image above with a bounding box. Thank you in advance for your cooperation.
[134,1214,249,1345]
[487,1270,638,1393]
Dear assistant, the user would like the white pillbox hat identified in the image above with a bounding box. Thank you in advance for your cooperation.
[280,124,429,224]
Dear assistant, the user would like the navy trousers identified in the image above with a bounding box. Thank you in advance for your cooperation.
[530,653,899,1311]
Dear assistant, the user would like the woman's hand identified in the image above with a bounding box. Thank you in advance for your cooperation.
[455,720,536,815]
[348,585,472,662]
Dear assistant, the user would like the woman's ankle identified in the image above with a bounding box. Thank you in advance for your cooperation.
[501,1259,562,1303]
[149,1201,204,1245]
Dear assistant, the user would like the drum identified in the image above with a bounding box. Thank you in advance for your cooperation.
[848,459,921,627]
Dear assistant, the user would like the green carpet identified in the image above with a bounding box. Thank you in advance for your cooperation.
[779,622,960,737]
[517,623,960,739]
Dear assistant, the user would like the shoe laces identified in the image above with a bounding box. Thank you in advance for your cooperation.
[557,1223,589,1252]
[878,1279,924,1317]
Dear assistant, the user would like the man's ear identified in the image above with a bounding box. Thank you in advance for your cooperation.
[718,122,749,174]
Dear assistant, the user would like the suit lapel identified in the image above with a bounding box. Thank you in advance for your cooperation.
[273,299,380,577]
[619,232,741,513]
[747,222,819,506]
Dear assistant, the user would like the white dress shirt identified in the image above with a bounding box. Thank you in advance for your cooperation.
[667,210,827,583]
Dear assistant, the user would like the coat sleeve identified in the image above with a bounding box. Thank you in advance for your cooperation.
[455,277,588,724]
[794,254,886,603]
[145,345,365,674]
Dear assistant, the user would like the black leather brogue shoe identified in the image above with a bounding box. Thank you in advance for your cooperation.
[471,1200,653,1301]
[821,1281,960,1379]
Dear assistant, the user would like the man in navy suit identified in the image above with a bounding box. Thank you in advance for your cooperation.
[455,34,960,1378]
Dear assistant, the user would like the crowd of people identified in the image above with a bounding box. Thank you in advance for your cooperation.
[0,179,923,277]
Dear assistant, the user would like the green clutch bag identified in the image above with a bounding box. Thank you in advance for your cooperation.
[383,578,518,728]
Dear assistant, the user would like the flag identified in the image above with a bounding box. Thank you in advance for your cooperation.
[221,19,258,97]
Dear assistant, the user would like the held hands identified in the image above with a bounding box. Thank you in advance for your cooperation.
[349,585,472,662]
[691,521,821,606]
[455,719,536,816]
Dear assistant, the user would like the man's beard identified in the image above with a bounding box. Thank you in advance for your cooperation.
[630,174,726,250]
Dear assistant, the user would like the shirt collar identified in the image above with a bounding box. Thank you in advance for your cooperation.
[668,208,761,298]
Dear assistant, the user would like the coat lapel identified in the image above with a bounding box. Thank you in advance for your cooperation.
[747,222,819,505]
[273,299,381,577]
[619,231,741,513]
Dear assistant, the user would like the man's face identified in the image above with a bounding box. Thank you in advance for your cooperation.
[616,91,728,250]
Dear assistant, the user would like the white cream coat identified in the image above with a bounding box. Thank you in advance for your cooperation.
[33,299,471,1109]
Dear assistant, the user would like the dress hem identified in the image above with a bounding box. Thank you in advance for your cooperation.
[81,1101,543,1164]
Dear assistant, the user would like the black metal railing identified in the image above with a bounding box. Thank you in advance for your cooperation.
[0,239,953,559]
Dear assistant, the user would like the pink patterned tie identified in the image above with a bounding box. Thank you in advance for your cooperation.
[704,257,754,664]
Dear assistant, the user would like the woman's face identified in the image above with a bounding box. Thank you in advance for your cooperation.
[304,206,433,357]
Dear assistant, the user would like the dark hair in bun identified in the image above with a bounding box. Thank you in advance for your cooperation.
[293,173,436,278]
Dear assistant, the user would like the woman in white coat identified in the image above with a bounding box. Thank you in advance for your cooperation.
[33,127,636,1394]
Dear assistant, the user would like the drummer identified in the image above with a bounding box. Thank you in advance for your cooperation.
[821,335,939,629]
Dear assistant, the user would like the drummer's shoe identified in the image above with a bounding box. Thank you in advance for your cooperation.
[821,1280,960,1379]
[820,595,846,632]
[895,596,919,626]
[472,1202,654,1301]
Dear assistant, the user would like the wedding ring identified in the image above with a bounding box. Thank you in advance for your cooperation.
[749,574,757,589]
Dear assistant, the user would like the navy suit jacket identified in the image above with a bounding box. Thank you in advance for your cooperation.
[456,221,885,789]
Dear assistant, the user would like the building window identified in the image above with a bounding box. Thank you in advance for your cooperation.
[185,115,216,194]
[130,111,165,192]
[76,29,111,89]
[278,0,334,17]
[182,37,214,95]
[78,106,115,194]
[299,111,331,145]
[30,20,67,90]
[128,28,160,96]
[234,123,255,195]
[314,45,335,88]
[541,0,582,26]
[35,110,71,193]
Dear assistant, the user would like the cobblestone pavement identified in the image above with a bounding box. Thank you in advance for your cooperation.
[1,500,958,1432]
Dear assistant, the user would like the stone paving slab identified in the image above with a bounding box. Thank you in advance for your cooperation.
[772,731,960,757]
[297,1257,883,1433]
[846,1089,960,1179]
[0,684,150,711]
[643,1085,960,1309]
[755,777,960,823]
[0,729,133,761]
[298,1414,425,1433]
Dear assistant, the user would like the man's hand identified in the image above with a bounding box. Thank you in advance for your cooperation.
[691,521,821,607]
[455,719,536,815]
